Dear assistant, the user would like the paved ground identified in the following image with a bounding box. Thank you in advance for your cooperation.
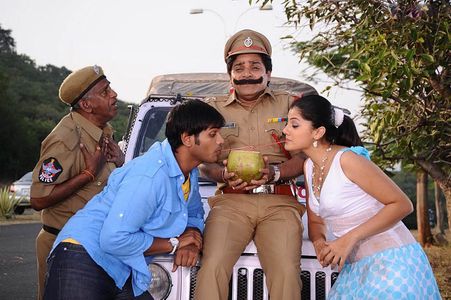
[0,213,40,299]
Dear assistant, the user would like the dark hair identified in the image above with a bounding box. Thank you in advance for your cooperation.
[226,53,272,75]
[165,99,225,152]
[290,95,363,147]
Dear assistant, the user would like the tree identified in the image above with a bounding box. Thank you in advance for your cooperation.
[417,171,433,246]
[0,24,131,182]
[255,0,450,227]
[0,25,15,53]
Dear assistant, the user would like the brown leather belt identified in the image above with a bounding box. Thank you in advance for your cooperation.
[222,184,293,196]
[43,224,61,236]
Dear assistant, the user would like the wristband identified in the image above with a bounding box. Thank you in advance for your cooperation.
[221,168,227,183]
[270,165,281,183]
[81,169,95,182]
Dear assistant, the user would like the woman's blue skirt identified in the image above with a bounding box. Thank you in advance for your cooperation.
[328,243,441,299]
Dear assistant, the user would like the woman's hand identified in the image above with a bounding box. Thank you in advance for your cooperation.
[246,156,270,190]
[319,234,357,271]
[312,239,327,266]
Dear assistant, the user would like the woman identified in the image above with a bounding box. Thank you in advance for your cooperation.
[283,95,440,299]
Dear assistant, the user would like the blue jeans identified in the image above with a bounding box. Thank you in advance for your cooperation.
[44,242,153,300]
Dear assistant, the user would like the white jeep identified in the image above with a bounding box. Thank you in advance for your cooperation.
[120,73,338,300]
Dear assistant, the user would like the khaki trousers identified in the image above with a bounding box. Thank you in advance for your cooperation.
[195,193,305,300]
[36,228,56,300]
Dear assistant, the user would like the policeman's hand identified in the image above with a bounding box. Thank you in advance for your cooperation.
[172,244,200,272]
[222,159,247,190]
[178,228,202,250]
[80,143,106,175]
[103,137,125,167]
[246,156,270,190]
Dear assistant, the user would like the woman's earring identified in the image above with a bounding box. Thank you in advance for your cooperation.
[313,140,318,148]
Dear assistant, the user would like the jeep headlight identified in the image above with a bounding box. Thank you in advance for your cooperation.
[147,263,172,300]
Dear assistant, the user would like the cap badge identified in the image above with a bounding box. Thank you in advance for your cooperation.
[244,37,253,48]
[93,65,101,75]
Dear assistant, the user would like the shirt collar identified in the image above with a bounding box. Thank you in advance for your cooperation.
[223,87,276,107]
[161,140,181,177]
[70,111,104,142]
[161,139,199,179]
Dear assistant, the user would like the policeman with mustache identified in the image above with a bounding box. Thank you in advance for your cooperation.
[196,29,309,300]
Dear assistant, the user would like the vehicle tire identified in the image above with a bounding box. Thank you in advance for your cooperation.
[14,206,25,215]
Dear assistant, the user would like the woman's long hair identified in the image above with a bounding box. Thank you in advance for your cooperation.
[290,95,363,147]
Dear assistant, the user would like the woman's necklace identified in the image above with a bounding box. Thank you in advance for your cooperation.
[312,145,332,201]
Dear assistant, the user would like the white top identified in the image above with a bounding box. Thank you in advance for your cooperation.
[305,150,415,262]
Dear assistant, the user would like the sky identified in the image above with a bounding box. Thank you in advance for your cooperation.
[0,0,363,116]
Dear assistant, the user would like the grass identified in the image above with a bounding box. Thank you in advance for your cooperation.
[411,230,451,299]
[0,186,20,219]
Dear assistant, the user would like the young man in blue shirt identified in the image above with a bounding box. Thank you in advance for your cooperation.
[44,99,225,299]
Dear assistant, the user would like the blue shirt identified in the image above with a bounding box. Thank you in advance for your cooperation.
[52,139,205,296]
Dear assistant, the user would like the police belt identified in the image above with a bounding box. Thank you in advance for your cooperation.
[222,184,293,196]
[43,224,61,236]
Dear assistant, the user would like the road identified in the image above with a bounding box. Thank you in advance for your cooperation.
[0,222,41,299]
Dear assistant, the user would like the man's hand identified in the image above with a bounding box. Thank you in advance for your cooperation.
[221,159,247,190]
[80,143,106,176]
[178,227,202,250]
[172,244,201,272]
[103,136,125,167]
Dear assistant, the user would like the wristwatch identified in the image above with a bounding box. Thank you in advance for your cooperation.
[271,165,281,183]
[169,237,179,254]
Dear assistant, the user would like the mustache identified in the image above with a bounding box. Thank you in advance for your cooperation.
[233,77,264,85]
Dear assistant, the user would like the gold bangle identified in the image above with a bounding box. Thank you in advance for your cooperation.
[81,169,95,182]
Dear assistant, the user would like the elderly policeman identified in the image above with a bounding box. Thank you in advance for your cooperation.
[195,29,308,300]
[30,65,124,300]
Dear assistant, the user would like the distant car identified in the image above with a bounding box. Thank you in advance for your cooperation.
[9,172,32,215]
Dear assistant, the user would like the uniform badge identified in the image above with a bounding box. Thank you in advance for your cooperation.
[222,122,236,129]
[39,157,63,183]
[244,37,253,47]
[93,65,101,75]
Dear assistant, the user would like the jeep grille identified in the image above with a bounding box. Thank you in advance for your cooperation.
[189,267,336,300]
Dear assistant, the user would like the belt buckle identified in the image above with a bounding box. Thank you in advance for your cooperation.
[251,184,275,194]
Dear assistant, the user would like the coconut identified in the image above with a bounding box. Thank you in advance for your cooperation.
[227,150,265,183]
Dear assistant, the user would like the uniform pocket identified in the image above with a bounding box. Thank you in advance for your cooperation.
[220,126,239,139]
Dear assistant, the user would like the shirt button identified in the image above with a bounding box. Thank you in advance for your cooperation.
[96,181,102,186]
[183,213,187,217]
[158,160,162,164]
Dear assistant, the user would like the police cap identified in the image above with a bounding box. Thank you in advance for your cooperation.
[224,29,272,61]
[59,65,106,107]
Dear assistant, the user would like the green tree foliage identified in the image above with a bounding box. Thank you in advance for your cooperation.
[254,0,450,214]
[0,24,131,182]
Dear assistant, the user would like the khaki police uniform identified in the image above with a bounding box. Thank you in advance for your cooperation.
[196,89,306,300]
[32,112,116,299]
[31,65,117,300]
